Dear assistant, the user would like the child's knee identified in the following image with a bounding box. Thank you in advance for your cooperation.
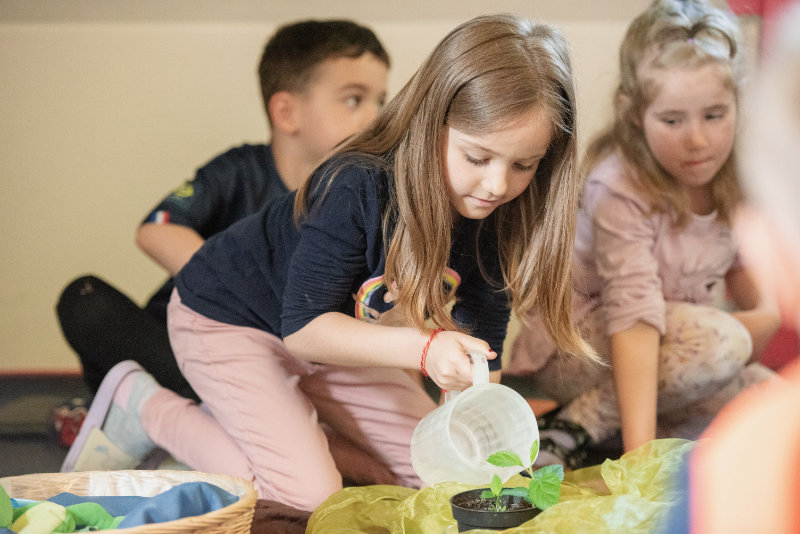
[664,303,752,372]
[254,460,342,511]
[698,309,752,367]
[57,275,115,320]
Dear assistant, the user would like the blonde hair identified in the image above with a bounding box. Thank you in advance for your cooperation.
[584,0,745,227]
[296,14,591,357]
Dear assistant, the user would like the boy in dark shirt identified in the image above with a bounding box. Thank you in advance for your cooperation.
[56,20,389,400]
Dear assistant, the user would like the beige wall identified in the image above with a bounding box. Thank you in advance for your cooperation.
[1,0,667,371]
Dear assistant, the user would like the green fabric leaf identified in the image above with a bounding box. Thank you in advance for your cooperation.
[65,502,123,531]
[0,484,11,528]
[12,502,37,521]
[52,511,77,533]
[12,501,73,533]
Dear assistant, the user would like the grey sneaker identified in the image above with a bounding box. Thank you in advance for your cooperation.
[61,360,159,472]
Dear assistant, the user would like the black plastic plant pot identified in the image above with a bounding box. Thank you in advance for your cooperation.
[450,489,540,532]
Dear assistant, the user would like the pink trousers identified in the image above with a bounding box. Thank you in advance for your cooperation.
[141,290,436,511]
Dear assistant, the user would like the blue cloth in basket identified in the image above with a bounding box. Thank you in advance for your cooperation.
[50,481,238,528]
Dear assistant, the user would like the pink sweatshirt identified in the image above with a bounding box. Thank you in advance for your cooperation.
[573,152,741,336]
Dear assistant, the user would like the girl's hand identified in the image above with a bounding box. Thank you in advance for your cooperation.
[422,330,496,391]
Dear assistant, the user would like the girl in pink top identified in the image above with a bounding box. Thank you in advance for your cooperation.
[507,0,780,468]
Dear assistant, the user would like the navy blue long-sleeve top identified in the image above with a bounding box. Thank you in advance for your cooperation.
[175,154,510,370]
[140,144,288,319]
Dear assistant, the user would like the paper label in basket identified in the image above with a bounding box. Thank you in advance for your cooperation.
[73,428,140,471]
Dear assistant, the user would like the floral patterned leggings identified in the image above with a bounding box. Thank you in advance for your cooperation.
[528,302,775,443]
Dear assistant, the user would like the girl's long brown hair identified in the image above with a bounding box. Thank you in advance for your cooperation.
[584,0,745,227]
[296,14,593,358]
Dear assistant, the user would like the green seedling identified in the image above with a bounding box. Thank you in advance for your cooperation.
[479,440,564,512]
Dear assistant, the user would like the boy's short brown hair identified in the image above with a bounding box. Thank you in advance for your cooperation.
[258,19,390,122]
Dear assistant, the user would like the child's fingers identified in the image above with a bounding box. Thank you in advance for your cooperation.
[425,332,497,390]
[461,341,497,360]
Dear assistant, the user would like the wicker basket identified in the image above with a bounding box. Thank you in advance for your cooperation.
[0,470,257,533]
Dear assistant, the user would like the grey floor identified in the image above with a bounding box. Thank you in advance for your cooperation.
[0,373,621,479]
[0,375,89,477]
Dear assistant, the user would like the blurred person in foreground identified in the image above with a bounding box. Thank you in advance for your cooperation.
[661,4,800,533]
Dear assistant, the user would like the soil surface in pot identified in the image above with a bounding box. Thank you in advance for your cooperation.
[451,492,533,512]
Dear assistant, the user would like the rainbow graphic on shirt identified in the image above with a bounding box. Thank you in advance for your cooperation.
[354,267,461,321]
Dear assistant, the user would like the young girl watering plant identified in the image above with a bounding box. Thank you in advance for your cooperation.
[507,0,780,468]
[63,14,593,511]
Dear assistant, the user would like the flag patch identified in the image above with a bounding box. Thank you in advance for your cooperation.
[147,210,170,224]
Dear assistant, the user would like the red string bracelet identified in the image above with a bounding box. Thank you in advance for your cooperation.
[420,328,444,377]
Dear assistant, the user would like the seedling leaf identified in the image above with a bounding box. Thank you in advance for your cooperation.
[535,464,564,481]
[480,439,564,514]
[490,474,503,496]
[478,474,508,512]
[487,450,524,468]
[529,464,564,510]
[530,439,540,465]
[501,487,529,499]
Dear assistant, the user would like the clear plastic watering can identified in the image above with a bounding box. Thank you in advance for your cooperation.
[410,350,539,486]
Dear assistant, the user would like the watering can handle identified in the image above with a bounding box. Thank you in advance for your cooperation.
[444,350,489,402]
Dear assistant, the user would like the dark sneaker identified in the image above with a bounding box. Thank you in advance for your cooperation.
[49,397,88,449]
[535,412,592,470]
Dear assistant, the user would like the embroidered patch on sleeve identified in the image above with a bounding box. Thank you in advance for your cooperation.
[145,210,170,224]
[171,182,194,198]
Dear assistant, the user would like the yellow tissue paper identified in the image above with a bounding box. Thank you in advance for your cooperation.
[308,438,693,534]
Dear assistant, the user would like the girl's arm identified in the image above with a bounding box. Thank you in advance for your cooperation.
[283,311,497,392]
[610,320,660,453]
[725,266,781,363]
[586,173,663,452]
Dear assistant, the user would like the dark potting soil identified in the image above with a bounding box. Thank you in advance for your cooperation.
[451,493,532,512]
